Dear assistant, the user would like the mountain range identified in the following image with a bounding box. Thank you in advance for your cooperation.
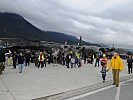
[0,12,96,46]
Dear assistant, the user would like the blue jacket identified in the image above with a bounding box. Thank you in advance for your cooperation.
[101,67,107,76]
[18,56,24,64]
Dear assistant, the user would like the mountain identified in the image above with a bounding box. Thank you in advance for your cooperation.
[0,12,93,45]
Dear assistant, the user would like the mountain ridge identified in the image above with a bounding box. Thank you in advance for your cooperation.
[0,12,95,46]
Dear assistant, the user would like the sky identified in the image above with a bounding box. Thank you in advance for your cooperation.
[0,0,133,49]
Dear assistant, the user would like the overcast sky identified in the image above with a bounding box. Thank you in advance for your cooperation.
[0,0,133,49]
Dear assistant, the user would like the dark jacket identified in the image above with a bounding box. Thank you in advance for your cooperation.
[0,50,5,62]
[127,58,133,67]
[101,67,107,76]
[12,53,18,62]
[25,53,31,61]
[18,56,24,64]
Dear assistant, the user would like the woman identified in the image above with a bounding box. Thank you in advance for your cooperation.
[18,53,24,73]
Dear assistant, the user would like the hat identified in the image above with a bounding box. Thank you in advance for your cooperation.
[103,54,106,57]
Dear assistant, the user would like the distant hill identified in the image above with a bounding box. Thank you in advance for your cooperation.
[0,12,94,45]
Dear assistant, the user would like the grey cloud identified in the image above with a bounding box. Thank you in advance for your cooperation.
[0,0,133,49]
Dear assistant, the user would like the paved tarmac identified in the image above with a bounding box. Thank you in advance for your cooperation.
[68,78,133,100]
[0,60,131,100]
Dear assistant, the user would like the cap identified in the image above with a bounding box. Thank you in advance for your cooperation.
[103,54,106,57]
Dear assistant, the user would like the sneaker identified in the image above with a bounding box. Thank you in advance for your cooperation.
[116,85,119,87]
[113,83,115,85]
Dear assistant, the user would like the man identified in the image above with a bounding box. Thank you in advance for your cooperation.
[43,51,47,67]
[66,52,70,68]
[90,54,94,64]
[35,51,39,67]
[84,53,87,64]
[0,49,5,75]
[95,54,100,67]
[18,52,24,73]
[127,55,133,74]
[107,52,123,87]
[38,52,44,68]
[25,51,30,66]
[12,51,18,69]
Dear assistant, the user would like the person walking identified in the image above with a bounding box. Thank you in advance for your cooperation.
[52,51,57,66]
[95,55,100,67]
[12,51,18,69]
[38,52,44,68]
[66,52,70,68]
[35,51,39,67]
[18,53,24,73]
[90,54,94,64]
[127,55,133,74]
[71,56,75,68]
[43,52,47,67]
[30,52,35,63]
[84,53,87,64]
[61,52,65,66]
[47,51,52,64]
[78,54,82,67]
[107,52,123,87]
[75,52,79,67]
[0,48,5,75]
[100,54,108,83]
[25,51,30,66]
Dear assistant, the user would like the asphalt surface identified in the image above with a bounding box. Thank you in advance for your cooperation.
[120,79,133,100]
[0,60,131,100]
[70,78,133,100]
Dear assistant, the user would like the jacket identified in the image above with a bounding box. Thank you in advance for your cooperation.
[108,55,123,71]
[127,58,133,67]
[101,57,108,67]
[18,56,24,64]
[0,50,5,62]
[101,67,107,76]
[38,54,44,61]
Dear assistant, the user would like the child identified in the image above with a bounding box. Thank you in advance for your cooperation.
[101,66,107,83]
[86,56,91,64]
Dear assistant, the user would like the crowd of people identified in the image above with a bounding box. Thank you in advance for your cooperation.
[0,48,132,87]
[0,48,99,73]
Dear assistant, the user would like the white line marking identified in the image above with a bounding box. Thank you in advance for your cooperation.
[121,78,133,84]
[114,78,133,100]
[115,83,121,100]
[65,85,114,100]
[66,78,133,100]
[121,83,133,86]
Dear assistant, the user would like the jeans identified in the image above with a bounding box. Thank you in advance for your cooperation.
[38,61,44,68]
[128,66,132,74]
[112,69,120,86]
[19,64,24,73]
[26,60,30,66]
[13,60,17,68]
[95,61,99,67]
[102,76,105,81]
